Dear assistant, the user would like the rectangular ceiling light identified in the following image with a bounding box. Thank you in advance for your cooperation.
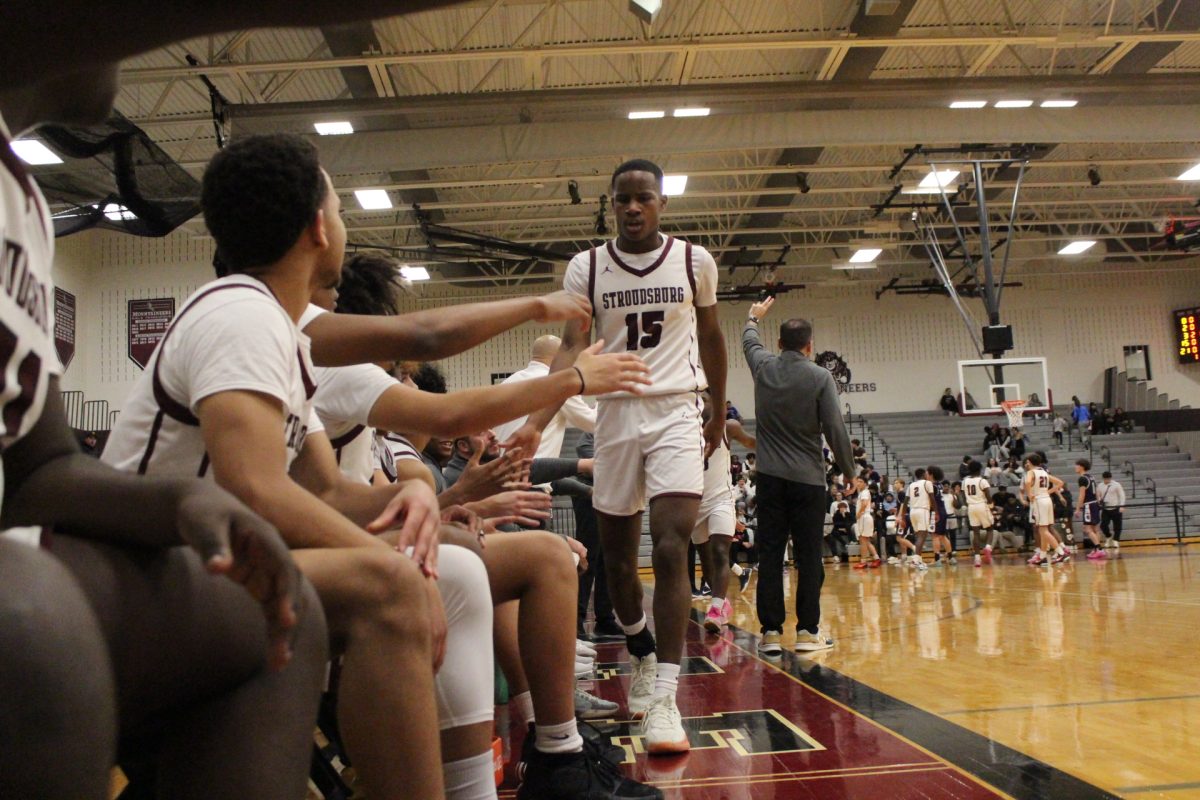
[399,265,430,281]
[629,0,662,23]
[1057,240,1097,255]
[832,262,877,270]
[102,203,136,221]
[849,247,883,264]
[314,121,355,135]
[662,174,688,195]
[919,169,960,189]
[1040,99,1078,108]
[628,110,665,119]
[11,139,63,165]
[1177,163,1200,181]
[354,189,393,210]
[949,100,987,109]
[994,99,1033,108]
[672,107,711,117]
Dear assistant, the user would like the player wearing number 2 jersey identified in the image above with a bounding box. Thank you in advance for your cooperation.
[510,159,727,756]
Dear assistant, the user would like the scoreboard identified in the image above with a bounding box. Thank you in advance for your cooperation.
[1177,307,1200,364]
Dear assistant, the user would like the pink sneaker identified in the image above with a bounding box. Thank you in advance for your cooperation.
[703,601,729,633]
[1087,549,1107,560]
[1028,552,1046,565]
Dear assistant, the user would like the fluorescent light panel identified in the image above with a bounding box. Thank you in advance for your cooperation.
[849,248,882,264]
[1058,240,1097,255]
[1177,162,1200,181]
[919,169,960,189]
[949,100,987,109]
[102,203,135,221]
[1040,99,1078,108]
[399,265,430,281]
[662,174,688,195]
[672,107,710,117]
[314,121,354,135]
[628,110,665,119]
[11,139,62,165]
[354,189,393,210]
[994,99,1033,108]
[832,262,877,270]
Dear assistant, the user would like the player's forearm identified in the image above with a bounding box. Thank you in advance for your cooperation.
[320,478,426,529]
[527,341,586,433]
[228,472,387,550]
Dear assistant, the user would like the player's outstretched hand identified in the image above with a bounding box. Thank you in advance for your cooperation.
[573,340,651,396]
[176,484,300,672]
[367,479,442,578]
[749,296,775,320]
[500,425,541,465]
[703,413,725,459]
[470,489,553,528]
[455,446,532,504]
[536,290,593,332]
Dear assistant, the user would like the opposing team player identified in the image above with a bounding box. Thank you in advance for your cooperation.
[1024,453,1067,566]
[963,460,996,567]
[1074,459,1107,560]
[507,159,727,754]
[852,475,881,569]
[694,389,757,633]
[927,466,956,566]
[898,467,935,568]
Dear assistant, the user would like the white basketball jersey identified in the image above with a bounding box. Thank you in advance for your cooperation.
[103,276,320,479]
[907,480,932,510]
[963,476,990,506]
[1029,467,1052,498]
[700,433,733,508]
[563,235,717,399]
[858,488,873,516]
[0,118,62,472]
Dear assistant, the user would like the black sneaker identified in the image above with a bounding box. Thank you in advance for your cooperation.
[517,746,662,799]
[519,722,625,776]
[737,567,752,592]
[592,620,625,641]
[700,581,712,597]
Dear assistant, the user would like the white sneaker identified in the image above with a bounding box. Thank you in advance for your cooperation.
[575,656,594,679]
[627,652,657,718]
[639,693,689,755]
[757,630,783,656]
[794,628,834,652]
[576,639,597,658]
[574,683,619,720]
[886,556,900,565]
[974,554,982,568]
[915,559,928,572]
[1112,540,1120,551]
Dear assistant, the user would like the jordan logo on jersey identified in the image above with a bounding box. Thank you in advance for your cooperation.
[1,238,49,333]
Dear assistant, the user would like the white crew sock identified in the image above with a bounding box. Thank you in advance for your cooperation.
[709,597,723,612]
[620,614,648,636]
[511,691,534,726]
[534,719,583,754]
[731,563,744,577]
[653,661,681,699]
[443,751,499,800]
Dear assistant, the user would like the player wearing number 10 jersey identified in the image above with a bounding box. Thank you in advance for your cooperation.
[510,159,727,756]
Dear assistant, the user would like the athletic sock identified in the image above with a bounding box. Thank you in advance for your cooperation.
[511,691,535,726]
[534,719,583,754]
[621,614,657,658]
[442,751,499,800]
[709,597,723,612]
[731,563,744,577]
[653,661,681,699]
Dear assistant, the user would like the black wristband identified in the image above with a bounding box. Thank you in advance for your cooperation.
[572,365,586,395]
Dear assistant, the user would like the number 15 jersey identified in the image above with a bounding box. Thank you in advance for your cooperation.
[563,235,717,400]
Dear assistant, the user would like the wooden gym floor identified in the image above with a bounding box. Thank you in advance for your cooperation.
[500,544,1200,799]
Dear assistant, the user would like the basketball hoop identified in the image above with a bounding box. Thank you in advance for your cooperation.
[1000,399,1027,428]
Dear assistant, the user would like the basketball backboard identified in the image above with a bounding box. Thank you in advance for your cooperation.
[956,357,1051,415]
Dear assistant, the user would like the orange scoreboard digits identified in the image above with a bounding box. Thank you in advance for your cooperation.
[1176,307,1200,364]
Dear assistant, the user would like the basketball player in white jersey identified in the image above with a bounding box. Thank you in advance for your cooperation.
[1023,453,1066,566]
[693,389,757,633]
[852,475,881,569]
[508,159,727,754]
[963,460,996,567]
[1,68,327,800]
[898,467,935,568]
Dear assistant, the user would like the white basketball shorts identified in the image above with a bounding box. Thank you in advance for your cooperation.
[967,504,994,528]
[1031,496,1055,527]
[909,508,932,533]
[691,500,736,544]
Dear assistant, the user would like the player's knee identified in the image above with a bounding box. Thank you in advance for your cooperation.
[354,549,430,643]
[652,534,687,566]
[289,575,330,667]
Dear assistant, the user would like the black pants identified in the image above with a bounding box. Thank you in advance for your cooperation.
[755,473,827,635]
[828,530,851,559]
[1101,508,1123,540]
[573,494,615,626]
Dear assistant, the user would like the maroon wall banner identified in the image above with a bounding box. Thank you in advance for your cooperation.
[54,287,76,369]
[127,298,176,370]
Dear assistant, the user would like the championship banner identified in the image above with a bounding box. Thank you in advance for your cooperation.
[127,297,176,370]
[54,287,76,369]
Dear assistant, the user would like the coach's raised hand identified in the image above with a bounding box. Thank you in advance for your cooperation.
[573,340,652,395]
[535,290,594,332]
[176,483,301,672]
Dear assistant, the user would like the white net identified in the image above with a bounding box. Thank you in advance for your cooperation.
[1001,399,1027,428]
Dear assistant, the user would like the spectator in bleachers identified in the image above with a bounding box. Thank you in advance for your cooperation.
[985,457,1003,487]
[1010,429,1027,460]
[1113,408,1133,434]
[744,452,757,480]
[1071,396,1092,439]
[79,430,101,457]
[828,502,852,564]
[1094,408,1111,436]
[726,400,743,421]
[939,388,959,415]
[1052,413,1067,447]
[958,455,973,480]
[851,439,868,468]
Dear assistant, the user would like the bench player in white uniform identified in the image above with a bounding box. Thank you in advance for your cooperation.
[899,467,936,568]
[0,67,326,800]
[693,389,756,633]
[963,460,996,566]
[509,159,727,755]
[851,476,881,568]
[1023,453,1066,566]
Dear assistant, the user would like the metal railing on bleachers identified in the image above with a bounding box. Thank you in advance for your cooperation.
[61,390,84,429]
[82,400,110,433]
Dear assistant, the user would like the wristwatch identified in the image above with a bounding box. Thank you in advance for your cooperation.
[748,314,760,324]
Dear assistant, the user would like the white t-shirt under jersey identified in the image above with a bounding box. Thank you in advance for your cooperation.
[103,275,322,479]
[562,235,717,400]
[963,476,991,506]
[0,116,64,529]
[300,304,397,485]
